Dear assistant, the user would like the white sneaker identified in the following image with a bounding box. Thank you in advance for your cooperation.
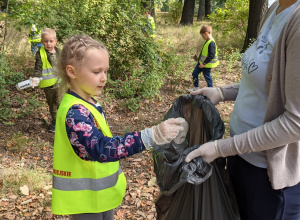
[187,87,199,93]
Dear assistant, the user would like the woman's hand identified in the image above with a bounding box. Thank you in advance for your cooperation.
[190,87,224,105]
[185,140,222,163]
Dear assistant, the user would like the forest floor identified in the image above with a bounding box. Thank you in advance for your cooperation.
[0,58,240,219]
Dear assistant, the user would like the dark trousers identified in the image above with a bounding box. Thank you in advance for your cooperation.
[192,63,212,87]
[42,85,59,123]
[227,155,300,220]
[31,42,42,56]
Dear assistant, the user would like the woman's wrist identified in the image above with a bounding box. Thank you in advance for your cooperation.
[214,140,221,156]
[217,88,224,101]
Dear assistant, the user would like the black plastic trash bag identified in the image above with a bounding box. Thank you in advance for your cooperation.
[153,94,240,220]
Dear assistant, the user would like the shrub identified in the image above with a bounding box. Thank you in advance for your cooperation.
[9,0,177,110]
[208,0,249,50]
[0,51,24,103]
[0,51,42,122]
[168,0,183,24]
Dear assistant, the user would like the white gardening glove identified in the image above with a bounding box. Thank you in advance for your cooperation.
[173,117,188,144]
[190,87,224,105]
[141,117,187,149]
[185,140,222,163]
[30,77,42,88]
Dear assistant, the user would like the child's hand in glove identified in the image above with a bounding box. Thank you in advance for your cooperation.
[172,117,188,144]
[141,117,188,149]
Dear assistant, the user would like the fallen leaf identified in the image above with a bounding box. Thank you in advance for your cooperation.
[143,187,155,193]
[20,185,29,195]
[0,200,9,207]
[147,214,155,219]
[147,177,157,186]
[115,210,124,219]
[21,199,32,205]
[133,158,142,162]
[44,206,51,212]
[5,213,15,220]
[24,212,32,217]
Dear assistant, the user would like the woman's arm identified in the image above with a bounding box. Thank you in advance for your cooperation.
[218,12,300,156]
[220,84,239,101]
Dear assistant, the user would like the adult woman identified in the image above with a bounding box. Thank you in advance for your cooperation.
[185,0,300,219]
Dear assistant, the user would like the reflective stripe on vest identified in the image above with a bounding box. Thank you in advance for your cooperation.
[52,94,126,215]
[53,166,122,191]
[199,39,219,68]
[31,33,41,40]
[42,68,53,75]
[39,47,57,88]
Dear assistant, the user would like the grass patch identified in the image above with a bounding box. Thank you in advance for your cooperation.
[4,131,50,153]
[5,131,31,153]
[0,165,51,197]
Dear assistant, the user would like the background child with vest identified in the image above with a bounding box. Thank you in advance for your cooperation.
[188,25,219,92]
[145,10,155,38]
[28,24,43,56]
[34,28,61,132]
[52,34,188,220]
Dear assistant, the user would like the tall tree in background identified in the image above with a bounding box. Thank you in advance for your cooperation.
[197,0,204,21]
[242,0,268,52]
[204,0,211,17]
[180,0,195,25]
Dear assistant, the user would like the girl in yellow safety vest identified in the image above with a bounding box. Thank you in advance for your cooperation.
[52,34,188,220]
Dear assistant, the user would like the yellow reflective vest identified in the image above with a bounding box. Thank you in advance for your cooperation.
[199,39,219,68]
[148,16,155,38]
[52,94,127,215]
[38,47,58,88]
[28,24,41,43]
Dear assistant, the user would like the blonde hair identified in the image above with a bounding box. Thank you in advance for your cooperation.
[41,28,57,39]
[57,34,108,100]
[200,25,212,34]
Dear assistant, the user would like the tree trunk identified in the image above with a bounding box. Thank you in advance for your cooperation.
[197,0,204,21]
[242,0,268,52]
[204,0,211,18]
[180,0,195,25]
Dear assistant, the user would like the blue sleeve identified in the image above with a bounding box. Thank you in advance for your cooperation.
[65,104,146,162]
[203,41,216,64]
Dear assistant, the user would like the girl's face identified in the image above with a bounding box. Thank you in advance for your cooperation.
[67,48,109,103]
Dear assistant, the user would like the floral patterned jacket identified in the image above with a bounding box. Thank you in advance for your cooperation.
[65,92,145,162]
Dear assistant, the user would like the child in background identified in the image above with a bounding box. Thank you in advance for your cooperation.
[34,28,60,132]
[188,25,219,92]
[145,10,155,38]
[51,34,188,220]
[28,24,43,55]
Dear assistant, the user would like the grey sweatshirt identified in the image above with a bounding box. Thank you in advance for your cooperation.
[219,1,300,190]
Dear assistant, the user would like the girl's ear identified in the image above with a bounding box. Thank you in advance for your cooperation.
[66,65,76,79]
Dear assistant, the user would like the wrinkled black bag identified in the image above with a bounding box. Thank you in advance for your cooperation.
[153,95,240,220]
